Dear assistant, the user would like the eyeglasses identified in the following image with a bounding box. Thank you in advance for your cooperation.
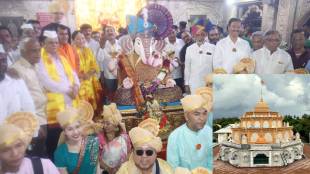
[135,149,154,156]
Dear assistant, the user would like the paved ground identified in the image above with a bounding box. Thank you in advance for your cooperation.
[213,144,310,174]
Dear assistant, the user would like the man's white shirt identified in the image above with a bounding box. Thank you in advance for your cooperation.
[213,36,251,73]
[86,38,101,65]
[184,42,215,94]
[101,40,121,79]
[252,47,294,74]
[0,75,35,123]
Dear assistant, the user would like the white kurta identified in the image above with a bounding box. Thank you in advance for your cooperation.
[37,54,80,107]
[163,38,184,79]
[12,58,47,125]
[184,42,215,94]
[102,40,121,79]
[252,47,294,74]
[213,36,251,73]
[0,75,35,123]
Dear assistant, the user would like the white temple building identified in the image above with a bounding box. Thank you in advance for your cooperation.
[219,97,304,167]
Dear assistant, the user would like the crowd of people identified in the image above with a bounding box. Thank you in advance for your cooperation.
[0,2,309,174]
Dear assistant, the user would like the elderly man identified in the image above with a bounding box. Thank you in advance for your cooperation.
[213,18,251,73]
[117,118,173,174]
[167,95,212,171]
[0,44,35,122]
[0,112,59,173]
[37,30,80,159]
[11,38,48,157]
[252,30,294,74]
[208,27,220,45]
[288,29,310,69]
[251,31,264,51]
[163,29,185,90]
[184,29,215,94]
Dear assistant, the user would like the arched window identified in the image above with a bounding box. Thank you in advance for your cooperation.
[272,121,276,128]
[251,133,258,142]
[263,121,269,128]
[255,121,260,128]
[264,133,273,143]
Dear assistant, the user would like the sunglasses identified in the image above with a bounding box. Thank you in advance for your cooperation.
[135,149,154,156]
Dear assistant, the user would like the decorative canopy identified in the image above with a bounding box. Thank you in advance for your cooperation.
[137,3,173,39]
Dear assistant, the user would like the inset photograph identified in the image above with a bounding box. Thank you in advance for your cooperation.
[213,74,310,174]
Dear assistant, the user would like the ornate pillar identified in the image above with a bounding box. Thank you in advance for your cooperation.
[261,2,275,31]
[269,151,272,166]
[275,0,297,43]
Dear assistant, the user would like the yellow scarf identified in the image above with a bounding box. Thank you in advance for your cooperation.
[41,48,78,124]
[75,47,102,111]
[41,48,75,84]
[75,47,99,74]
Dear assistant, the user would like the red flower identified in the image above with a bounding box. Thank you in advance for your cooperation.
[162,59,171,68]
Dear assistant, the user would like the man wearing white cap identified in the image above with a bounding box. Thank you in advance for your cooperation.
[117,118,173,174]
[0,44,36,123]
[20,24,36,39]
[167,95,212,171]
[37,30,80,159]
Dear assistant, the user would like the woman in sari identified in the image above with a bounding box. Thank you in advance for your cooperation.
[72,31,103,115]
[54,106,100,174]
[98,103,132,174]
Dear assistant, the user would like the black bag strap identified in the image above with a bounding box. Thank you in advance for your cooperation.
[155,159,160,174]
[30,157,43,174]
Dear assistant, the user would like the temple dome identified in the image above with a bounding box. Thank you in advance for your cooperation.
[253,98,270,112]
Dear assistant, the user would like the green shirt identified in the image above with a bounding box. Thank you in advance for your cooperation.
[54,135,99,174]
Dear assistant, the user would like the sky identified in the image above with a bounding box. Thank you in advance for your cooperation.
[213,74,310,118]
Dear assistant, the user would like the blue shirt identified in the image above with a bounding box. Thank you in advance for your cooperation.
[167,123,213,171]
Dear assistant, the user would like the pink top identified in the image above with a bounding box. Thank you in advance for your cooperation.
[99,133,132,168]
[3,158,60,174]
